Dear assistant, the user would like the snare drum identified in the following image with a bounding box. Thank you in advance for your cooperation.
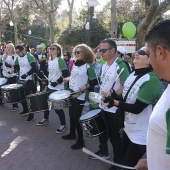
[89,92,102,103]
[49,90,71,110]
[0,78,7,97]
[1,83,24,103]
[26,92,49,113]
[79,109,106,137]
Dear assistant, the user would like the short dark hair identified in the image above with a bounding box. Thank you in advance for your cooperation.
[101,39,117,52]
[145,19,170,52]
[15,44,24,51]
[64,51,71,59]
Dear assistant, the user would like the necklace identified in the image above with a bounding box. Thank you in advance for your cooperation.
[100,57,117,85]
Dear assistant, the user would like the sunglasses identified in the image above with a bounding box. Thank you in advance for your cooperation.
[50,47,57,51]
[75,51,81,55]
[98,48,112,53]
[63,54,67,56]
[137,50,149,56]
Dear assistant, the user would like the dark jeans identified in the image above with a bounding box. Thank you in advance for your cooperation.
[44,109,66,125]
[21,80,35,118]
[121,131,146,167]
[98,111,122,163]
[69,99,85,142]
[42,88,66,126]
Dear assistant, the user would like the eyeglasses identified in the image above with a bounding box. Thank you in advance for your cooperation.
[75,51,81,55]
[137,50,149,56]
[98,48,112,53]
[50,47,57,51]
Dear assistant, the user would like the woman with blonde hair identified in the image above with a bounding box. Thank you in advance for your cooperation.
[0,43,19,110]
[62,44,98,150]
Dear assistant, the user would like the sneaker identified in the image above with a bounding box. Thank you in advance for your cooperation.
[62,133,76,140]
[89,150,110,160]
[56,125,66,134]
[37,118,49,126]
[26,116,35,122]
[71,141,85,150]
[19,111,29,116]
[12,106,19,112]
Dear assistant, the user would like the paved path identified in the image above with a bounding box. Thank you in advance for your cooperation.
[0,103,112,170]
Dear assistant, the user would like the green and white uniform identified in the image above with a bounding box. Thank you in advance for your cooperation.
[69,63,96,100]
[48,57,67,90]
[123,72,162,145]
[16,52,35,81]
[147,84,170,170]
[0,55,18,78]
[99,58,129,113]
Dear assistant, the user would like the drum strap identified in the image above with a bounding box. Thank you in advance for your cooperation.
[123,73,146,101]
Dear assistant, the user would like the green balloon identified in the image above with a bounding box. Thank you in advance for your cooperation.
[40,43,46,51]
[122,22,136,39]
[100,56,106,64]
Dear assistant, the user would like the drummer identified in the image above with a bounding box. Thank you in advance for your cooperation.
[0,43,19,110]
[37,43,69,134]
[62,44,98,150]
[15,44,37,122]
[89,39,130,168]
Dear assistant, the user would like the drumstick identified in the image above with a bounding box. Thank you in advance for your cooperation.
[82,147,135,170]
[94,69,101,89]
[111,68,124,89]
[40,70,50,82]
[34,73,43,81]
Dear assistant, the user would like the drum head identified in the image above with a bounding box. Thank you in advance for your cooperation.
[49,90,71,100]
[1,83,23,89]
[27,91,48,97]
[0,78,7,85]
[80,109,101,120]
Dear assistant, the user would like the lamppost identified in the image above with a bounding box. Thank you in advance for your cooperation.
[28,30,31,35]
[87,0,97,46]
[9,20,14,41]
[85,22,89,44]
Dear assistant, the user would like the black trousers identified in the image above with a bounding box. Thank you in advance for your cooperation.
[98,111,122,164]
[21,80,35,118]
[69,99,85,142]
[43,88,66,126]
[121,131,146,167]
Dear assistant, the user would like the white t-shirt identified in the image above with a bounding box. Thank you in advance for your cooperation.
[48,57,64,90]
[69,64,88,100]
[123,72,161,145]
[99,58,130,113]
[147,84,170,170]
[17,52,35,81]
[2,55,18,78]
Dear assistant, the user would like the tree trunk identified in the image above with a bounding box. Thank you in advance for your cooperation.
[49,13,54,44]
[13,20,18,45]
[67,0,74,28]
[111,0,117,38]
[49,0,54,43]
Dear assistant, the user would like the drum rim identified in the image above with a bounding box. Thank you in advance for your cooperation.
[80,109,101,120]
[1,83,23,89]
[49,90,71,100]
[26,92,49,97]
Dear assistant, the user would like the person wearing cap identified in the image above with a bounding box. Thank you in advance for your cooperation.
[36,44,48,91]
[117,46,133,73]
